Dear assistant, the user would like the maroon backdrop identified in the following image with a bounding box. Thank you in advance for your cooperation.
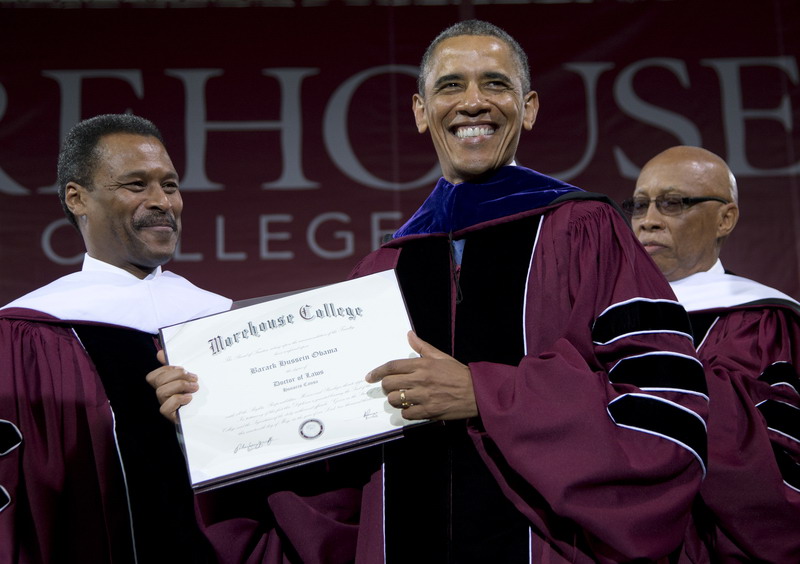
[1,0,798,304]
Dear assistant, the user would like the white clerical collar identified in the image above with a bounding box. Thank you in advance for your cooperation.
[3,253,231,333]
[82,253,163,280]
[670,259,799,312]
[705,260,725,275]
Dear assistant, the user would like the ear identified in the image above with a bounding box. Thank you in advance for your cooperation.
[65,181,90,219]
[522,91,539,131]
[412,94,428,134]
[716,202,739,239]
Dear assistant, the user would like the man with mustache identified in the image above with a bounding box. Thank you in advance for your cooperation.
[0,114,231,563]
[629,145,800,562]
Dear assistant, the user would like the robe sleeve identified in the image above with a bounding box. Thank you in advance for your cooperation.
[690,306,800,562]
[0,312,135,564]
[195,449,376,564]
[467,202,709,561]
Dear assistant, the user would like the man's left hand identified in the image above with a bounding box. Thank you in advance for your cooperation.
[365,331,477,420]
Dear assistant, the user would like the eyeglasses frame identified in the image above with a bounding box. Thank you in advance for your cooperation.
[621,195,730,218]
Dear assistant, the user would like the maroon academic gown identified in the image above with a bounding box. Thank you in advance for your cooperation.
[0,307,232,564]
[194,448,371,564]
[0,309,366,564]
[349,177,709,562]
[0,310,137,564]
[0,245,369,564]
[679,299,800,562]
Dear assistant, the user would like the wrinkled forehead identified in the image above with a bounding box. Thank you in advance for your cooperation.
[634,158,719,198]
[95,134,176,174]
[426,35,524,87]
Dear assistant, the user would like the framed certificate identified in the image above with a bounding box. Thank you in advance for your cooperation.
[160,270,423,492]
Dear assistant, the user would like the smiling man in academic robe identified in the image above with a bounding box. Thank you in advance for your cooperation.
[353,20,710,563]
[0,114,231,563]
[148,21,713,563]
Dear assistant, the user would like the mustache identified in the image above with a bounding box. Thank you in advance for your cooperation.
[133,212,178,231]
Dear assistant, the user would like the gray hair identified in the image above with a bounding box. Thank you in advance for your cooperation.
[727,168,739,204]
[417,20,531,95]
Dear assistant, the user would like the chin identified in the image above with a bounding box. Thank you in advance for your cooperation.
[455,165,498,183]
[142,248,176,267]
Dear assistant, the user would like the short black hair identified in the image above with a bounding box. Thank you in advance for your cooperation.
[417,20,531,95]
[57,113,164,228]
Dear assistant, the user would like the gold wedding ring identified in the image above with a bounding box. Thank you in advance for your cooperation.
[399,389,411,409]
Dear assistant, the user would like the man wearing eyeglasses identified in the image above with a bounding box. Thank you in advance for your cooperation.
[628,145,800,562]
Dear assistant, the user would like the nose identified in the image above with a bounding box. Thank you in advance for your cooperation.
[145,183,172,211]
[636,200,665,231]
[458,83,489,115]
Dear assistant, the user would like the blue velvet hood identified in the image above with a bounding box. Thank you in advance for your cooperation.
[394,165,583,238]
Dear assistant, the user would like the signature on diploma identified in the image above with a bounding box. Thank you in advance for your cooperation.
[363,409,379,420]
[233,437,274,454]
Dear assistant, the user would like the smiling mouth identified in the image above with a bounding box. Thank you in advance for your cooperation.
[454,125,495,139]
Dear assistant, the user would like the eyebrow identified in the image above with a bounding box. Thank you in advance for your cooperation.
[483,71,513,84]
[635,186,682,196]
[117,169,179,181]
[433,73,464,89]
[432,71,514,90]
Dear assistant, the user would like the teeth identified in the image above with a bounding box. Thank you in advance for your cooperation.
[456,126,494,138]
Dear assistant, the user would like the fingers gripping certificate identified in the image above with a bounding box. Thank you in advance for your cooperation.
[160,270,421,491]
